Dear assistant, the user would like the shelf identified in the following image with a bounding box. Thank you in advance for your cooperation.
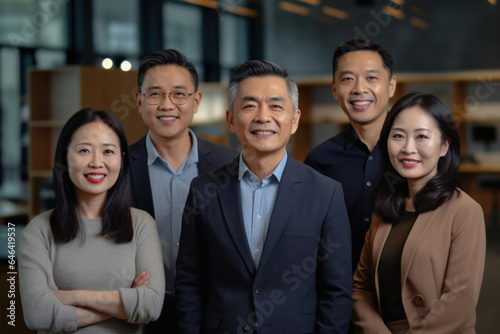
[28,66,149,218]
[293,70,500,162]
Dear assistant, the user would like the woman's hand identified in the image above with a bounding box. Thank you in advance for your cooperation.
[132,271,150,288]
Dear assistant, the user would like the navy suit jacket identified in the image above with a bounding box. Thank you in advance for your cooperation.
[175,156,353,334]
[129,134,239,218]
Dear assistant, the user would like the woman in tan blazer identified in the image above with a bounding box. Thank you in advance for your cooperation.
[352,93,486,334]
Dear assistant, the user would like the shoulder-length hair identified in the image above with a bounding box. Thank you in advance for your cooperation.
[372,92,461,224]
[50,108,133,243]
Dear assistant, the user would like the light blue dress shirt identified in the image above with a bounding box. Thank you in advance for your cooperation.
[239,152,287,268]
[147,129,198,297]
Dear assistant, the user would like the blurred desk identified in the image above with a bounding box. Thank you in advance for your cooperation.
[460,163,500,174]
[459,163,500,229]
[0,200,28,225]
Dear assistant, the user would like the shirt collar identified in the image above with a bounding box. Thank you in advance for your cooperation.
[345,123,381,152]
[345,123,360,150]
[145,129,199,166]
[238,151,288,183]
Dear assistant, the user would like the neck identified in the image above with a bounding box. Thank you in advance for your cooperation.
[150,129,193,171]
[242,149,285,182]
[405,181,425,212]
[351,114,387,152]
[76,193,107,219]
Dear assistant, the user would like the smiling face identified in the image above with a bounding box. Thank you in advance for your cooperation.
[388,106,450,192]
[136,64,201,143]
[67,121,122,203]
[333,50,396,129]
[226,76,300,162]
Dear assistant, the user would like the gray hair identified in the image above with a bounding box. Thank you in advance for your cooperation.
[227,60,298,114]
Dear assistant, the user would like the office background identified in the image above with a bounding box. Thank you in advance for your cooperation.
[0,0,499,333]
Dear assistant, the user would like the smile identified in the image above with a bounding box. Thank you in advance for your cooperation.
[351,101,371,106]
[252,130,275,135]
[158,116,177,121]
[401,159,420,168]
[85,174,105,183]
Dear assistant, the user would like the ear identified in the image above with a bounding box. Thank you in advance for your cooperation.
[135,91,142,114]
[332,81,339,101]
[226,110,236,134]
[388,75,397,98]
[192,91,202,114]
[440,138,451,157]
[290,109,301,135]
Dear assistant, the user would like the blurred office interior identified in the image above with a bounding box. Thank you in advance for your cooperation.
[0,0,499,332]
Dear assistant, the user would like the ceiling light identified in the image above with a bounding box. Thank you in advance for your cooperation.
[279,2,310,16]
[297,0,320,5]
[184,0,217,9]
[322,6,349,20]
[102,58,113,69]
[120,60,132,72]
[410,17,428,29]
[383,5,405,19]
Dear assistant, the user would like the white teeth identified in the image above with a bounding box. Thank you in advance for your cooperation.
[159,116,177,121]
[402,160,418,165]
[86,174,104,180]
[352,101,371,106]
[254,131,274,135]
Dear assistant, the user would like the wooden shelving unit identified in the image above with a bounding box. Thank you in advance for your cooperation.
[293,70,500,161]
[28,66,148,218]
[293,70,500,218]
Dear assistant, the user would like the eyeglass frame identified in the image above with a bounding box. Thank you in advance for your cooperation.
[141,89,196,106]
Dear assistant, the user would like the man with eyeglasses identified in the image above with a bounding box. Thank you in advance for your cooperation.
[130,49,239,334]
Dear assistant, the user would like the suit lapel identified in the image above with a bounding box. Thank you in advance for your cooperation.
[197,136,215,175]
[130,137,155,218]
[258,158,303,271]
[218,160,256,275]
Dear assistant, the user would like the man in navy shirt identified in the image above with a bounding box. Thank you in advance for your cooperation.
[305,39,397,272]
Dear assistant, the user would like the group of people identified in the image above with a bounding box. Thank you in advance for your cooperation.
[18,38,486,334]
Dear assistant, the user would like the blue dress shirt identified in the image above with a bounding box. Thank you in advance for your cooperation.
[304,124,380,272]
[147,130,198,297]
[239,152,287,268]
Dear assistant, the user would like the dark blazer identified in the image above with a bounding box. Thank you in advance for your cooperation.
[129,134,239,217]
[175,156,353,334]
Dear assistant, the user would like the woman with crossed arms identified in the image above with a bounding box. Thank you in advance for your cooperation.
[352,93,486,333]
[19,109,164,333]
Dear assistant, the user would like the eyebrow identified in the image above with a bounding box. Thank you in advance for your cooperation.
[240,96,286,103]
[76,142,119,148]
[390,127,432,133]
[339,69,381,76]
[145,85,189,91]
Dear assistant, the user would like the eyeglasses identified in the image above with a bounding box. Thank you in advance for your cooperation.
[142,90,195,106]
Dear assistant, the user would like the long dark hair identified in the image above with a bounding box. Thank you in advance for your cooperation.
[50,108,133,243]
[372,93,461,224]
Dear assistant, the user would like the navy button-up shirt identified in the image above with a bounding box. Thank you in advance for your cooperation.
[304,124,380,272]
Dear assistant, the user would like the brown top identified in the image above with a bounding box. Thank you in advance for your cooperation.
[378,211,419,322]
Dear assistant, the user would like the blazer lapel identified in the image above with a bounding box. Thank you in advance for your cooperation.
[197,136,215,175]
[257,158,303,271]
[218,161,256,275]
[371,218,391,309]
[400,210,436,284]
[130,137,155,218]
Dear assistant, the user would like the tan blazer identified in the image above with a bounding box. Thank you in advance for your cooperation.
[352,189,486,334]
